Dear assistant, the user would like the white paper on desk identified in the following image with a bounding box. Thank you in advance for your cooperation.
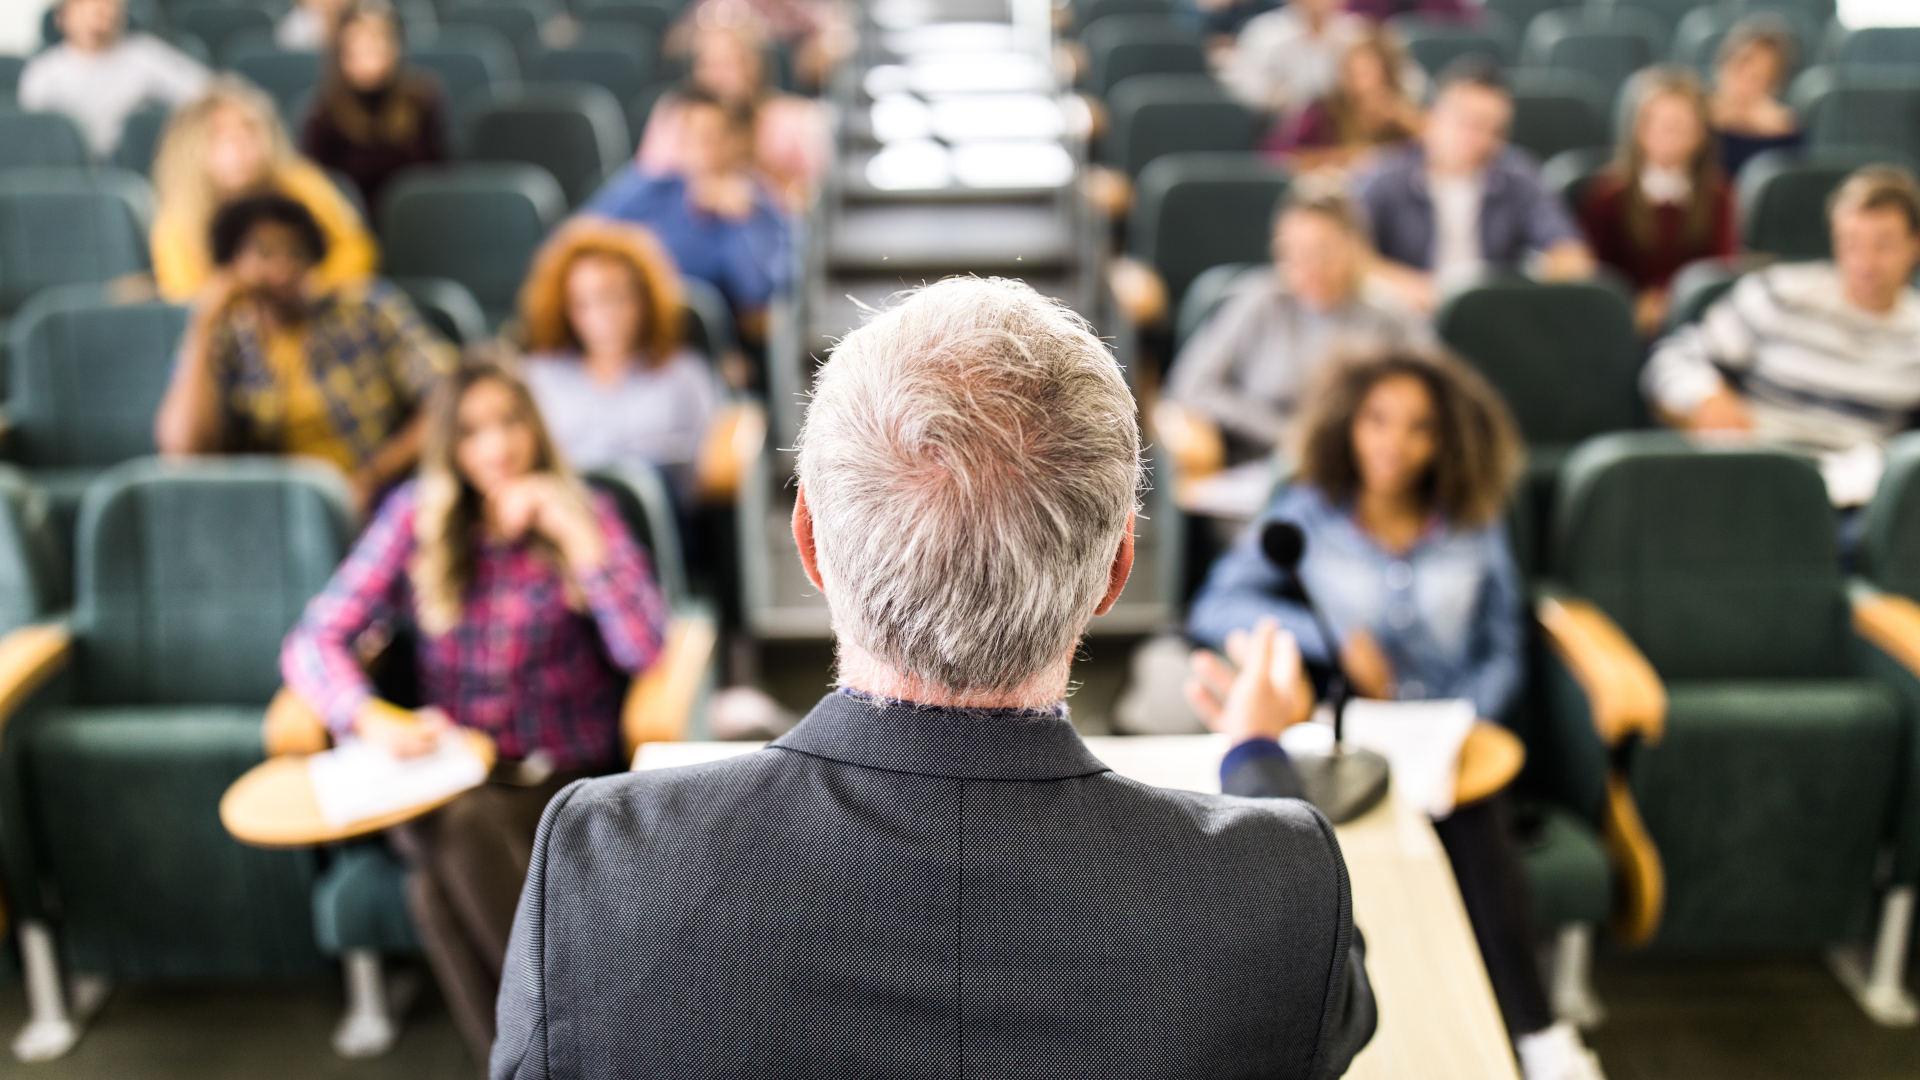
[1819,443,1885,509]
[1280,699,1476,819]
[307,738,489,829]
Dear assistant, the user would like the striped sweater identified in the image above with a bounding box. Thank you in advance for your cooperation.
[1643,262,1920,452]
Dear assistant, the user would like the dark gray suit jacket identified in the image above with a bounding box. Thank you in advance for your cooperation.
[492,693,1375,1078]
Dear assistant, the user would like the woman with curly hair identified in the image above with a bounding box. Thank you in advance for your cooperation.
[516,218,721,496]
[280,358,669,1067]
[151,74,378,301]
[1187,347,1605,1080]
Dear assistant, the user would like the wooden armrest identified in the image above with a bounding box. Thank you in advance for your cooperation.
[0,621,70,746]
[1151,400,1227,492]
[1083,166,1134,219]
[1535,595,1666,746]
[263,687,333,757]
[622,612,719,759]
[1853,589,1920,677]
[1107,256,1168,329]
[695,401,768,504]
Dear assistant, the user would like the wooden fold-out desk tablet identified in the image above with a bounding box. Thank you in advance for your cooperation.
[220,730,498,848]
[638,724,1524,1080]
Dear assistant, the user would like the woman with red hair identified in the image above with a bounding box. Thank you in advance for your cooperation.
[516,219,721,499]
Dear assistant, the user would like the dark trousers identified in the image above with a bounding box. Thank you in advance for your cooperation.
[1432,795,1556,1039]
[391,769,593,1069]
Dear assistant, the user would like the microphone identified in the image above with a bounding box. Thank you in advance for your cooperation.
[1257,520,1390,825]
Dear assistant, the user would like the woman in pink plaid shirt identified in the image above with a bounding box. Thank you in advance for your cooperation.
[280,359,669,1065]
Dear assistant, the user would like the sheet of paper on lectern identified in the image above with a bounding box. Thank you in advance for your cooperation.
[307,738,489,829]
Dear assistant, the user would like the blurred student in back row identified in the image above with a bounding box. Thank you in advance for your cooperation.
[19,0,207,159]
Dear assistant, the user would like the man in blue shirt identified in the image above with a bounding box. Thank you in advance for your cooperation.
[1356,58,1595,314]
[583,88,792,330]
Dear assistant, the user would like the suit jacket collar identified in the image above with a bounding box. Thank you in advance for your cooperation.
[772,691,1110,781]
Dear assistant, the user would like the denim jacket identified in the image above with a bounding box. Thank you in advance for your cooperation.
[1187,483,1523,719]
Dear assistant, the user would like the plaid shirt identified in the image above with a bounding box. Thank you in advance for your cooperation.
[209,280,454,468]
[280,482,670,770]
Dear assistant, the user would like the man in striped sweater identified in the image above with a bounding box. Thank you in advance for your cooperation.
[1643,165,1920,456]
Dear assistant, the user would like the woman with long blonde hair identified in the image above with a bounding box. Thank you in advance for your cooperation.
[280,358,668,1066]
[1580,65,1737,335]
[151,74,378,301]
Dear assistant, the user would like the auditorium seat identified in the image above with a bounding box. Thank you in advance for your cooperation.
[1436,279,1643,578]
[1661,255,1753,332]
[1081,19,1207,102]
[1588,0,1695,41]
[3,285,186,555]
[573,0,678,45]
[528,32,659,144]
[1091,74,1255,218]
[1791,66,1920,161]
[1519,9,1665,99]
[1172,260,1257,353]
[167,1,273,61]
[0,460,352,1026]
[1540,146,1613,215]
[1670,6,1812,79]
[0,169,152,320]
[410,25,521,146]
[437,1,548,71]
[463,85,631,207]
[1737,148,1919,260]
[1072,0,1177,37]
[281,460,713,1056]
[1830,25,1920,73]
[0,110,90,172]
[1506,69,1612,166]
[112,103,171,176]
[1534,434,1912,970]
[681,276,739,361]
[378,163,566,329]
[1481,0,1575,34]
[227,43,324,129]
[0,56,23,103]
[1388,14,1515,79]
[390,276,488,346]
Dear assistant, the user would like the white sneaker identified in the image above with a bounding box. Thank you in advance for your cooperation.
[1516,1021,1607,1080]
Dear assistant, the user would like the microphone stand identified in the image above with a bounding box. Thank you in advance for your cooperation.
[1281,577,1390,825]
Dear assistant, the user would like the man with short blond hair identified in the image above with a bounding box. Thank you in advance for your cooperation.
[491,277,1374,1080]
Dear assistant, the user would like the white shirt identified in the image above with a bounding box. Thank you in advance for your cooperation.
[523,350,722,474]
[1222,9,1369,114]
[1639,165,1692,205]
[275,8,327,51]
[1428,172,1485,288]
[17,34,210,158]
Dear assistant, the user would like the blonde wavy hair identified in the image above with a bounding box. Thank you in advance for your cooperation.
[411,357,592,636]
[153,76,300,249]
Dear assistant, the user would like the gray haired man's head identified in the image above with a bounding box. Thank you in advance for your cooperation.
[794,276,1142,701]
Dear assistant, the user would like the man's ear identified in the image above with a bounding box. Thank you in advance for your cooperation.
[1094,512,1136,617]
[792,483,825,592]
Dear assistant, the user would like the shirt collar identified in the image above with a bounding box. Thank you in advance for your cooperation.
[771,690,1108,781]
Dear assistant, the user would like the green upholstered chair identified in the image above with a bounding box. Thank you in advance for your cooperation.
[1540,146,1614,215]
[1506,68,1613,166]
[275,460,716,1056]
[390,276,488,347]
[529,32,659,143]
[411,26,521,145]
[437,2,548,70]
[1081,20,1207,101]
[168,2,274,62]
[1102,74,1256,178]
[227,45,324,130]
[0,169,152,320]
[111,104,171,177]
[1790,66,1920,161]
[1662,255,1761,333]
[1436,279,1644,579]
[0,459,355,1061]
[463,85,632,208]
[573,0,678,43]
[1389,14,1516,79]
[1832,26,1920,72]
[1519,9,1666,95]
[1533,434,1918,1022]
[378,164,567,331]
[1072,0,1176,36]
[0,111,90,172]
[2,286,187,558]
[1738,148,1918,260]
[1483,0,1576,36]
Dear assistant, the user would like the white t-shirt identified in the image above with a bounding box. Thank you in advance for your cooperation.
[523,350,722,474]
[18,34,210,157]
[1428,172,1485,289]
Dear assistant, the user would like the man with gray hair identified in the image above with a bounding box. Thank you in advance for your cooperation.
[491,277,1374,1079]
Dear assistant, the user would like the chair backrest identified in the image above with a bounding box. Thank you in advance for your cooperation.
[1589,0,1695,38]
[440,2,546,68]
[1664,256,1747,331]
[0,464,68,626]
[378,163,566,326]
[1552,432,1848,680]
[0,169,152,315]
[0,109,90,170]
[1085,25,1206,101]
[1482,0,1576,33]
[1173,261,1258,351]
[1073,0,1177,36]
[1388,14,1515,79]
[228,45,323,127]
[73,458,354,706]
[1128,152,1289,312]
[1520,10,1663,96]
[1831,25,1920,71]
[574,0,678,41]
[529,30,658,132]
[390,275,487,345]
[1671,6,1814,79]
[680,276,736,359]
[1863,432,1920,603]
[1790,66,1920,160]
[5,286,186,469]
[584,462,688,608]
[1737,147,1917,259]
[464,85,631,206]
[0,55,23,101]
[1506,68,1611,165]
[170,1,273,59]
[1540,145,1614,214]
[627,79,677,149]
[1435,279,1643,446]
[1104,74,1256,176]
[412,25,521,142]
[112,103,172,175]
